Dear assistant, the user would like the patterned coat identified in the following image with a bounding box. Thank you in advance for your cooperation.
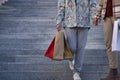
[56,0,97,28]
[96,0,120,19]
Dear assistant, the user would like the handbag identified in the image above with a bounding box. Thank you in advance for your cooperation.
[44,31,73,60]
[112,19,120,52]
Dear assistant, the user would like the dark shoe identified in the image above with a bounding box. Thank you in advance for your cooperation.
[100,68,119,80]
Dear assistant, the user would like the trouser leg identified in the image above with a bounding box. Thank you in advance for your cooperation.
[74,28,88,73]
[64,28,88,73]
[104,17,118,68]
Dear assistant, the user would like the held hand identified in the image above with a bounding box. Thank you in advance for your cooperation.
[92,18,99,26]
[56,24,62,31]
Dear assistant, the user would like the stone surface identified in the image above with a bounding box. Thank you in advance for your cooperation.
[0,0,119,80]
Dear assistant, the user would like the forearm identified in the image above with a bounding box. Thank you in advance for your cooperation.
[95,0,103,19]
[56,0,65,25]
[90,0,98,18]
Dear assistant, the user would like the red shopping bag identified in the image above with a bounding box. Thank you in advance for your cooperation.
[44,37,55,59]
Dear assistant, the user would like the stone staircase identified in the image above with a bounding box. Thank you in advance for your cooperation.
[0,0,119,80]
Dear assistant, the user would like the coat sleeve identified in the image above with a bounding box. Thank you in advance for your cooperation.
[96,0,103,19]
[56,0,65,25]
[90,0,103,19]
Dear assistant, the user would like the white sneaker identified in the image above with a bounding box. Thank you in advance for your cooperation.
[69,60,74,70]
[73,73,81,80]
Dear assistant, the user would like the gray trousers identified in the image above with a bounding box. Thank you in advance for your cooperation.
[64,27,89,73]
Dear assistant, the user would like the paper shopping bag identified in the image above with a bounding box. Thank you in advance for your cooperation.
[112,20,120,52]
[64,37,73,59]
[53,31,64,60]
[54,31,73,60]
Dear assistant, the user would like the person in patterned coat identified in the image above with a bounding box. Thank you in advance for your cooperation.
[56,0,97,80]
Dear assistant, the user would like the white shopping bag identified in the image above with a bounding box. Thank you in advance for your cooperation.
[112,19,120,52]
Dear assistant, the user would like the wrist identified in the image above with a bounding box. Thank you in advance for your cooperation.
[93,15,99,19]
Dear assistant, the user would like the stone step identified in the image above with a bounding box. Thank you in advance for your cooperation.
[0,50,44,55]
[0,43,48,50]
[0,54,108,63]
[0,34,105,45]
[0,24,103,34]
[0,12,57,17]
[0,71,108,80]
[0,6,56,10]
[9,0,56,1]
[7,0,56,2]
[0,26,102,34]
[0,25,56,34]
[0,71,73,80]
[5,2,57,6]
[0,32,104,38]
[3,3,57,9]
[0,19,103,27]
[0,38,104,46]
[0,24,56,32]
[0,49,106,56]
[0,38,53,44]
[0,49,109,64]
[0,34,54,40]
[0,62,109,72]
[0,5,57,17]
[0,13,56,17]
[0,62,70,72]
[0,20,55,27]
[0,9,57,15]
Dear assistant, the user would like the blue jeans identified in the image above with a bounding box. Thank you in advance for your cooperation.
[64,27,89,74]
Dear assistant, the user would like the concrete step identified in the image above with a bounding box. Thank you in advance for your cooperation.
[0,9,57,14]
[3,3,57,9]
[0,50,44,55]
[0,71,73,80]
[0,20,55,28]
[0,49,106,56]
[9,0,55,1]
[0,62,109,72]
[0,54,108,63]
[0,25,102,34]
[0,38,104,45]
[0,49,109,63]
[0,26,56,34]
[0,71,108,80]
[6,0,56,2]
[0,36,105,50]
[5,2,57,6]
[0,34,54,40]
[0,61,70,72]
[0,38,53,44]
[0,5,57,10]
[0,12,56,17]
[0,43,48,50]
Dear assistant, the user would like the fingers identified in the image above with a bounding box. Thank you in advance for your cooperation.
[56,24,62,31]
[92,18,98,26]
